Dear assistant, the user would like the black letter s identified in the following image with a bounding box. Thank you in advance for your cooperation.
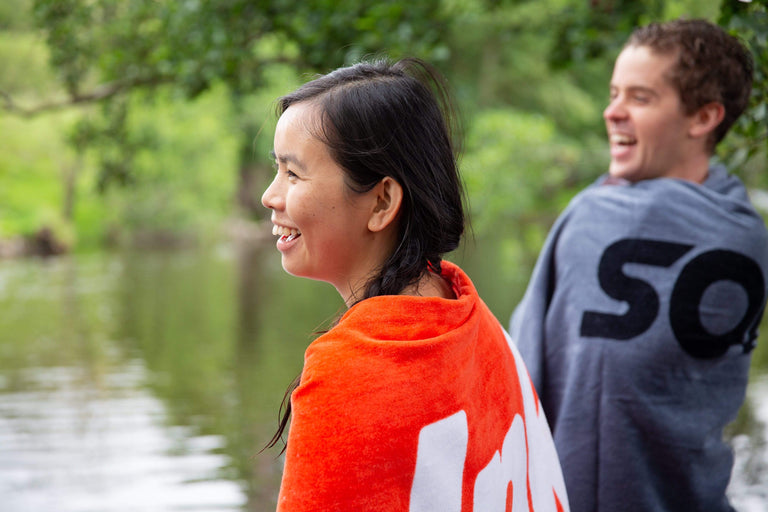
[580,239,692,340]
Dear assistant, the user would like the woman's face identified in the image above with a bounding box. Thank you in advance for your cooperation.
[261,102,384,302]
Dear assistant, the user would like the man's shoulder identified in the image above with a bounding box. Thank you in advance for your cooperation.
[564,177,658,216]
[558,175,764,244]
[570,173,756,213]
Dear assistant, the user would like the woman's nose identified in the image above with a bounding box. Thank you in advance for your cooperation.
[261,176,282,210]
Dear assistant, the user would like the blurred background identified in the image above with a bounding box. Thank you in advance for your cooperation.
[1,0,766,510]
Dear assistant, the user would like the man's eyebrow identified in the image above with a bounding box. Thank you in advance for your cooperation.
[627,85,658,95]
[610,84,659,96]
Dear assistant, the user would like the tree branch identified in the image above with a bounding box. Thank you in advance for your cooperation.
[0,54,303,118]
[1,75,174,117]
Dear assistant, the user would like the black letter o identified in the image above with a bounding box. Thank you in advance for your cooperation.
[670,250,765,359]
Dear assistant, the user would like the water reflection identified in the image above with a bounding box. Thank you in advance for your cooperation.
[0,244,766,511]
[0,363,242,512]
[729,376,768,511]
[0,247,341,511]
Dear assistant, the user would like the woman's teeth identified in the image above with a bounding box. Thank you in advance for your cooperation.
[272,225,301,241]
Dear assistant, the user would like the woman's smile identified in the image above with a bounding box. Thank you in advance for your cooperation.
[272,223,302,245]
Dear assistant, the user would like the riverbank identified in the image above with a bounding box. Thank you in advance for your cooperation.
[0,218,273,259]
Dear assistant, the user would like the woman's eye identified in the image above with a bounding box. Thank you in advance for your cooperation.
[286,169,298,179]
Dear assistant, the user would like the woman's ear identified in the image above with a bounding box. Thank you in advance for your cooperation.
[689,101,725,139]
[368,177,403,232]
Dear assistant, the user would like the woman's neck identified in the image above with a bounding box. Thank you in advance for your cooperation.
[401,269,455,300]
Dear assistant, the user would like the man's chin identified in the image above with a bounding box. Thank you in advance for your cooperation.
[608,165,634,181]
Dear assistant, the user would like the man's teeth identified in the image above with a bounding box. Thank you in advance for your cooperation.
[610,134,636,145]
[272,225,301,241]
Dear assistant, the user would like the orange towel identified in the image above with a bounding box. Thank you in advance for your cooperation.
[278,262,568,511]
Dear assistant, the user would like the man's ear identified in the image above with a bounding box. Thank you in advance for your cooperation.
[689,102,725,139]
[368,177,403,233]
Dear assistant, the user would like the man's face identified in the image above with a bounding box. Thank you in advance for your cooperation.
[603,45,699,183]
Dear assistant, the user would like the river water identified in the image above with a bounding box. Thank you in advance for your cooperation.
[0,244,766,511]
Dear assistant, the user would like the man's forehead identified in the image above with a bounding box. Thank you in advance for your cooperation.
[612,45,677,86]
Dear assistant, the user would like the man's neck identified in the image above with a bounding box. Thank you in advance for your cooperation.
[668,152,711,184]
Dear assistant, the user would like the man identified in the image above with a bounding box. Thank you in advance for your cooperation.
[510,18,768,512]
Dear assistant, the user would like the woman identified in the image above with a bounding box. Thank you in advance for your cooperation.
[262,58,568,512]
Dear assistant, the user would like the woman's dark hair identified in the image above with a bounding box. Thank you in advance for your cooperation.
[265,57,466,451]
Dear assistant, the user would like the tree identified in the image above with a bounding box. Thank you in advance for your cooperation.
[2,0,764,248]
[3,0,451,217]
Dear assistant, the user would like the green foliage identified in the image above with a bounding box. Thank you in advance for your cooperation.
[0,112,74,238]
[718,0,768,188]
[0,81,247,248]
[549,0,665,68]
[32,0,97,96]
[443,0,610,141]
[0,0,33,30]
[98,86,241,235]
[0,32,55,97]
[30,0,449,99]
[664,0,719,19]
[462,108,605,236]
[278,0,449,68]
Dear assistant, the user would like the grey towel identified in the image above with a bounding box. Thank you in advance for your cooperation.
[510,164,768,512]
